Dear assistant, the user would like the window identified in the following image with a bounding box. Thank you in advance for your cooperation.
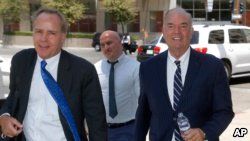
[194,0,205,9]
[242,29,250,43]
[208,10,219,21]
[181,0,192,9]
[105,13,117,31]
[150,11,163,32]
[69,0,97,32]
[191,31,199,44]
[221,10,231,21]
[177,0,231,21]
[208,30,224,44]
[229,29,246,43]
[70,14,96,32]
[127,12,140,32]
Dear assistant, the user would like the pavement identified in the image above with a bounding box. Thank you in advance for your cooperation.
[144,87,250,141]
[219,87,250,141]
[220,108,250,141]
[145,104,250,141]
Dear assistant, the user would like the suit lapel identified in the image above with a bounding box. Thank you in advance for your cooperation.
[18,50,37,121]
[57,50,72,97]
[179,49,201,110]
[156,52,173,110]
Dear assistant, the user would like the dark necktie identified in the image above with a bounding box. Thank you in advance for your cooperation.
[108,60,118,118]
[173,60,184,141]
[40,60,81,141]
[173,60,183,110]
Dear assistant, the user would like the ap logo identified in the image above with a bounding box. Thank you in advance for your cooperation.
[233,128,248,137]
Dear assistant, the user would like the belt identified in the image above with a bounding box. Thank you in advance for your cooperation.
[107,119,135,128]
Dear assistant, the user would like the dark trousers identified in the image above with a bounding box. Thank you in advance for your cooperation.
[108,121,135,141]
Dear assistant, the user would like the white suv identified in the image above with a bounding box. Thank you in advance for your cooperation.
[192,24,250,79]
[137,24,250,79]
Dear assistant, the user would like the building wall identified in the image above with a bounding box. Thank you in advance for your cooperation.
[96,0,105,32]
[94,0,247,36]
[96,0,171,33]
[138,0,171,34]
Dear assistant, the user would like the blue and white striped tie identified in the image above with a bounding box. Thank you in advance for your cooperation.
[173,60,183,111]
[173,60,183,141]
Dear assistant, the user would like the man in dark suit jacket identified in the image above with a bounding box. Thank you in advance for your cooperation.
[134,8,234,141]
[0,8,107,141]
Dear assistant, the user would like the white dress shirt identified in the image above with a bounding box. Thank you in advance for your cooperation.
[95,54,140,123]
[23,52,67,141]
[167,47,190,141]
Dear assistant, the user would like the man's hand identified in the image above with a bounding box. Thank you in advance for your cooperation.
[0,115,23,138]
[182,128,205,141]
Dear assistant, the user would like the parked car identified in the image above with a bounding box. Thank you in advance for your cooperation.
[137,34,167,61]
[137,24,250,79]
[92,32,101,51]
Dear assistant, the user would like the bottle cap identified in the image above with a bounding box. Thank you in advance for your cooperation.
[178,112,183,117]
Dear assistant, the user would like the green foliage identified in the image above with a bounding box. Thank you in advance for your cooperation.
[0,0,29,24]
[131,34,140,41]
[104,0,137,33]
[41,0,87,25]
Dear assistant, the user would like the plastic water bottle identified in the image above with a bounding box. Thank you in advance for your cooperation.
[177,112,190,133]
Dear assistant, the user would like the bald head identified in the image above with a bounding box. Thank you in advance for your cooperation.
[164,7,192,25]
[100,30,121,42]
[99,30,123,61]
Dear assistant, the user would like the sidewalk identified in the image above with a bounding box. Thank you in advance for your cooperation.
[220,108,250,141]
[145,109,250,141]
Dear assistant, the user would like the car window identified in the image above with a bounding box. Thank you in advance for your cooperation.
[242,29,250,43]
[190,31,199,44]
[229,29,247,43]
[149,38,159,44]
[160,37,166,43]
[208,30,224,44]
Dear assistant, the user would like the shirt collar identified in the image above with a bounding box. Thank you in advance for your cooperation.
[107,53,126,64]
[37,52,61,65]
[168,47,190,64]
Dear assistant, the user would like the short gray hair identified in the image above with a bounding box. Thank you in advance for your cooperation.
[164,7,192,25]
[32,7,68,33]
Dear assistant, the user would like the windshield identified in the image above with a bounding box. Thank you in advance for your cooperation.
[149,37,160,44]
[144,34,162,44]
